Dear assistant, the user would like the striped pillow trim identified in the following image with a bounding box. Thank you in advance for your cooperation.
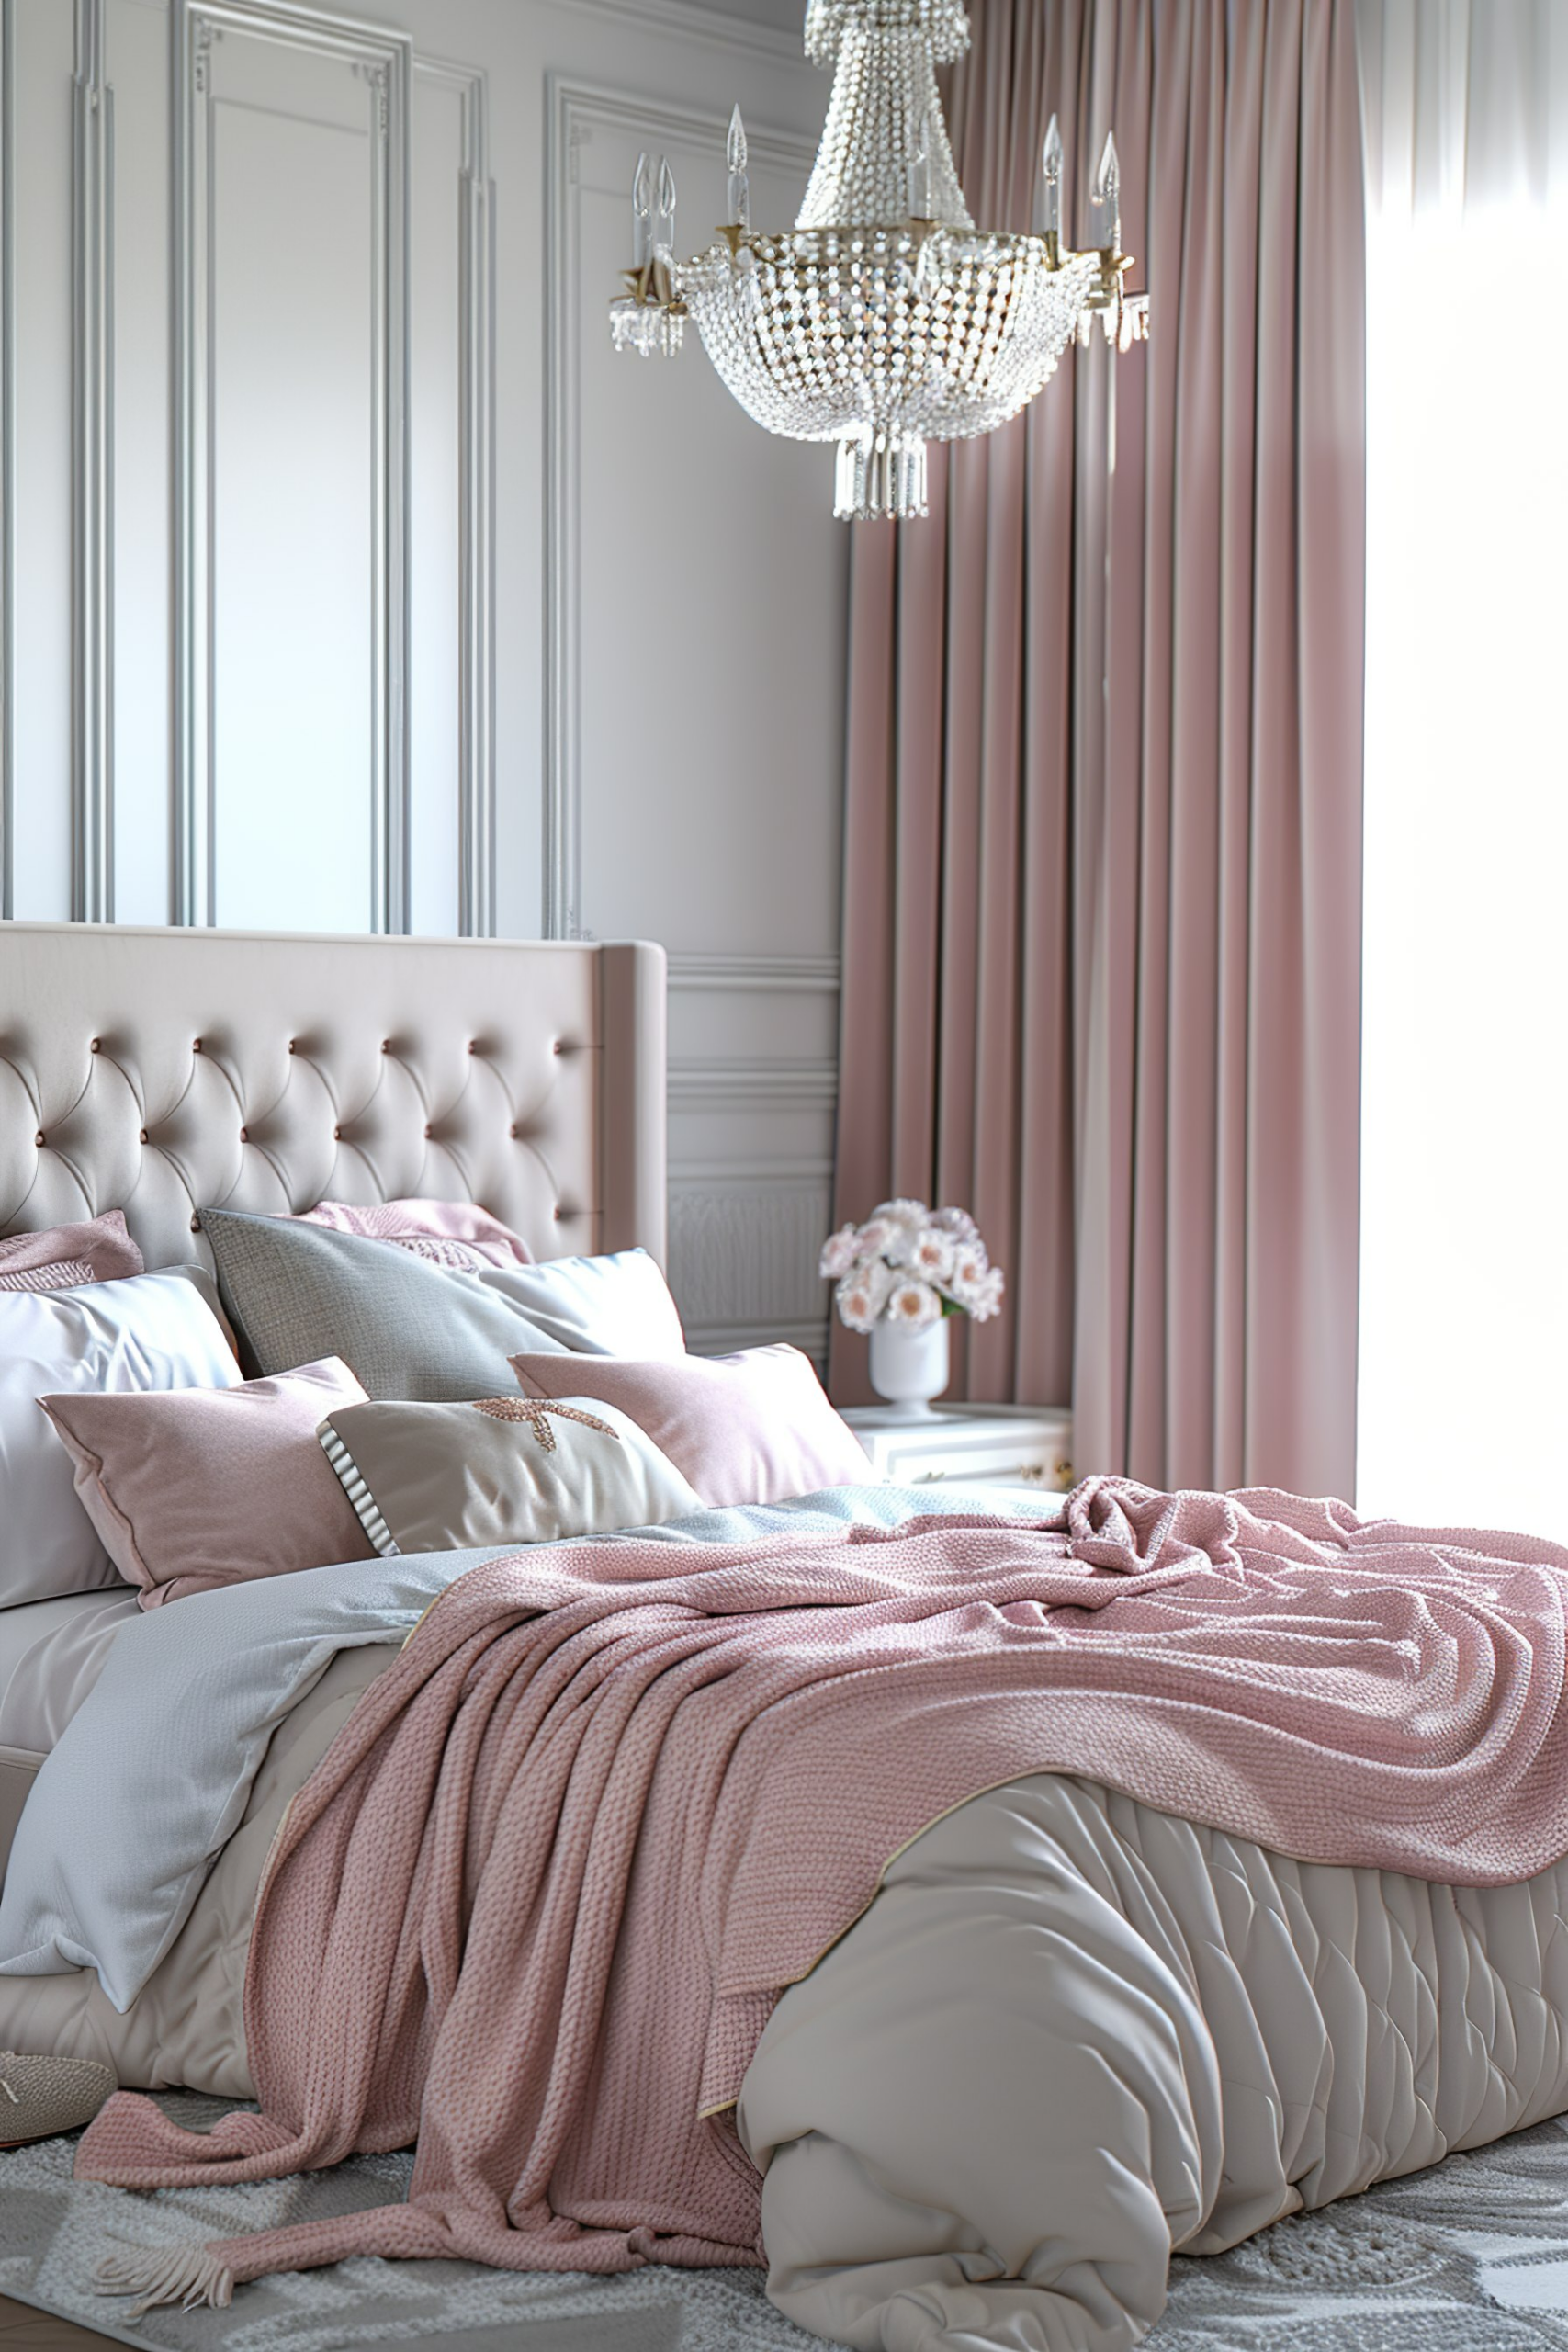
[317,1425,400,1559]
[0,1258,95,1294]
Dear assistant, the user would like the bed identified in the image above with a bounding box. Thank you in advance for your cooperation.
[1,920,1566,2352]
[0,912,666,1884]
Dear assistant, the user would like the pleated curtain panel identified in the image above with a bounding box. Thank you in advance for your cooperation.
[829,0,1367,1499]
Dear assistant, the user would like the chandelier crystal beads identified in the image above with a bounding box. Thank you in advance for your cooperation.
[609,0,1148,520]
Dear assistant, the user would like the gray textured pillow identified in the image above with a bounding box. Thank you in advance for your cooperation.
[198,1209,569,1401]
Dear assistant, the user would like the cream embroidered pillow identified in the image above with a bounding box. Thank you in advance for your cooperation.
[316,1394,703,1557]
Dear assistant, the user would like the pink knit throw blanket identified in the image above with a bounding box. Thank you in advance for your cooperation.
[78,1478,1568,2309]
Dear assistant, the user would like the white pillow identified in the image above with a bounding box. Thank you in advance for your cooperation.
[0,1266,240,1606]
[469,1248,686,1359]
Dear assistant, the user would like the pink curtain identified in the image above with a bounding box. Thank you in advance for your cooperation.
[830,0,1366,1498]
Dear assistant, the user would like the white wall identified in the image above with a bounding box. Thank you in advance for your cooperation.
[0,0,847,1360]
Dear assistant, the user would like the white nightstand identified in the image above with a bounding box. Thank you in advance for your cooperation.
[841,1403,1075,1497]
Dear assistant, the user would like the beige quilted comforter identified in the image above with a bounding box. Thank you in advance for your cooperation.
[6,1655,1568,2349]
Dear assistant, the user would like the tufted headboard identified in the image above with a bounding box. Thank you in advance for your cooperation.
[0,924,666,1274]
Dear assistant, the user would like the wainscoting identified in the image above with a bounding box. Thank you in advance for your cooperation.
[667,951,839,1366]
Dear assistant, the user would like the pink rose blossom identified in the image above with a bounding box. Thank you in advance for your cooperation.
[836,1261,894,1333]
[852,1217,895,1262]
[909,1228,955,1283]
[952,1247,991,1291]
[886,1278,942,1328]
[818,1225,863,1281]
[872,1199,931,1235]
[931,1204,979,1241]
[961,1266,1005,1322]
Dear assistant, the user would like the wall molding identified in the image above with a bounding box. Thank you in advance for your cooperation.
[670,1154,833,1183]
[415,54,496,937]
[172,0,413,931]
[668,1056,839,1113]
[0,0,12,918]
[668,950,840,994]
[73,0,113,923]
[544,77,816,941]
[685,1317,829,1363]
[543,0,803,68]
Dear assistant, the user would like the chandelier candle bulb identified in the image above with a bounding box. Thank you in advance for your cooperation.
[727,105,750,230]
[1040,113,1064,248]
[656,156,679,255]
[1093,130,1122,251]
[610,152,687,360]
[632,153,652,269]
[608,0,1148,516]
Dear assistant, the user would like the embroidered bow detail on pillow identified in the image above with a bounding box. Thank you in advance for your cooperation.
[471,1397,623,1456]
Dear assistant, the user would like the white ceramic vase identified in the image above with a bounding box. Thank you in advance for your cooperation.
[868,1316,951,1413]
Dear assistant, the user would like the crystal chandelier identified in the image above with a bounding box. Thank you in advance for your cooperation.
[609,0,1148,521]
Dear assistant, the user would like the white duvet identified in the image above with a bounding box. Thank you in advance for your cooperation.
[5,1486,1568,2352]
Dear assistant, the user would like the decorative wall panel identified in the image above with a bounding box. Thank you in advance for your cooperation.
[107,0,175,928]
[10,0,76,922]
[173,0,411,932]
[73,0,112,922]
[5,0,503,935]
[0,0,11,918]
[670,1173,835,1365]
[547,79,838,951]
[410,55,494,938]
[664,952,840,1367]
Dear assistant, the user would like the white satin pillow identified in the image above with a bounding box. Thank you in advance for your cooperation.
[318,1393,703,1556]
[469,1248,686,1358]
[1,1266,239,1606]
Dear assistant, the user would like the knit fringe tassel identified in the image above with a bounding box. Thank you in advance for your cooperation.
[96,2245,235,2318]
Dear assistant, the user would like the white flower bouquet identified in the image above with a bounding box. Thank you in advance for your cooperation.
[819,1200,1005,1334]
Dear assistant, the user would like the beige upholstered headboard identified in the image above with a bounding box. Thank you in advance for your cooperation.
[0,924,667,1272]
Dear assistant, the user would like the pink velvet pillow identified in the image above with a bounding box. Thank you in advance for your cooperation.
[508,1343,874,1510]
[290,1198,531,1271]
[0,1211,143,1294]
[39,1356,376,1607]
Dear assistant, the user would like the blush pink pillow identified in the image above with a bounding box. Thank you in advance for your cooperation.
[39,1356,376,1607]
[507,1343,874,1510]
[290,1198,531,1271]
[0,1211,143,1293]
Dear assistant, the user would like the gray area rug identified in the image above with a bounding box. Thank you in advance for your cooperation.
[6,2095,1568,2348]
